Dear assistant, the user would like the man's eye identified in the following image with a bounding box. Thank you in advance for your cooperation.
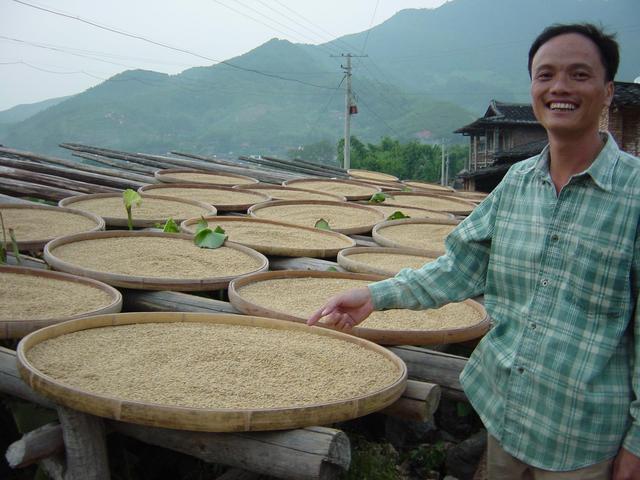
[536,72,551,80]
[573,71,590,80]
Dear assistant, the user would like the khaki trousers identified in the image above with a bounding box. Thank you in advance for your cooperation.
[488,435,614,480]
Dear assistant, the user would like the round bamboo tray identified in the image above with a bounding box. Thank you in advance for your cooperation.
[180,216,355,258]
[228,270,490,345]
[355,201,454,220]
[248,200,384,235]
[372,218,460,254]
[0,265,122,339]
[337,246,441,277]
[282,178,381,201]
[401,180,455,193]
[59,193,217,228]
[43,230,268,291]
[17,312,407,432]
[382,192,476,215]
[347,169,399,182]
[0,203,104,251]
[154,168,259,186]
[138,183,270,212]
[234,184,346,202]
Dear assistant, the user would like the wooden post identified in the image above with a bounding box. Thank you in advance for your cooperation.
[5,422,64,468]
[56,406,110,480]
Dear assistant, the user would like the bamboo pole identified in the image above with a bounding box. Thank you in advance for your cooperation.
[0,177,82,201]
[71,152,156,175]
[0,156,154,190]
[0,166,118,194]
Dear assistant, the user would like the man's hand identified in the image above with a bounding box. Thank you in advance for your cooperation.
[613,448,640,480]
[307,287,374,331]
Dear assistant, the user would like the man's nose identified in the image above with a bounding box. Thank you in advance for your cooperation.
[550,73,570,94]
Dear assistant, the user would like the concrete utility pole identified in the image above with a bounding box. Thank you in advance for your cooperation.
[331,53,366,170]
[440,139,446,186]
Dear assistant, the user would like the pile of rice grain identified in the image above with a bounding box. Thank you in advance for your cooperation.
[237,277,483,331]
[376,223,455,251]
[143,187,267,207]
[1,208,98,243]
[66,196,211,221]
[160,172,255,185]
[26,322,401,409]
[50,236,263,278]
[0,272,113,320]
[252,204,382,231]
[287,181,377,198]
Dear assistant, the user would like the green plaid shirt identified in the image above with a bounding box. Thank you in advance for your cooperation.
[369,133,640,471]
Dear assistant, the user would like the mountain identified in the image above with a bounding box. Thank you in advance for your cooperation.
[0,95,71,125]
[1,0,638,158]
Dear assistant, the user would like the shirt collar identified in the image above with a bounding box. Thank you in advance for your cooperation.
[531,132,619,192]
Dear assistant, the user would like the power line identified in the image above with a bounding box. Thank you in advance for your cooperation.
[11,0,340,91]
[360,0,380,54]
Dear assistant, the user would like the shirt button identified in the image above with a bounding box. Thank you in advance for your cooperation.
[517,367,525,374]
[541,279,549,287]
[551,234,559,241]
[530,322,537,330]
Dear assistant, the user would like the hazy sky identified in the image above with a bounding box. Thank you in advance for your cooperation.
[0,0,449,111]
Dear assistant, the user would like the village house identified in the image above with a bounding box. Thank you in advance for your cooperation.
[455,81,640,192]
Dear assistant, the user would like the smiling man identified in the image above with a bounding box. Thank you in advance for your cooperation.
[308,23,640,479]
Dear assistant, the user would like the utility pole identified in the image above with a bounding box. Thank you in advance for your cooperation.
[440,139,446,186]
[331,53,366,170]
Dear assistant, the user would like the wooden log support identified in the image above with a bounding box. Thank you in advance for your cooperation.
[5,422,64,468]
[58,144,175,170]
[113,422,349,480]
[389,346,468,401]
[269,256,347,272]
[0,156,153,190]
[380,379,441,423]
[123,290,240,314]
[348,235,379,247]
[56,406,110,480]
[215,469,262,480]
[0,177,82,202]
[262,155,346,178]
[0,165,118,194]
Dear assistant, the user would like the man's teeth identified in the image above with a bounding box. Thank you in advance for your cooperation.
[549,102,576,110]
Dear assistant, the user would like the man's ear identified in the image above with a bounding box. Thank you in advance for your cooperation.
[604,81,614,108]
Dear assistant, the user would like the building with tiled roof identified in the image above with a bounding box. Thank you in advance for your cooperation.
[456,81,640,192]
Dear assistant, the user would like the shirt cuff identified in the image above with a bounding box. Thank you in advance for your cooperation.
[368,278,402,310]
[623,422,640,458]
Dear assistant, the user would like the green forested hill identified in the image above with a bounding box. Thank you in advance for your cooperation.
[1,0,637,158]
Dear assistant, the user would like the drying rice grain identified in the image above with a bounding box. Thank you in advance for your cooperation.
[252,204,382,231]
[66,196,211,221]
[0,272,113,320]
[161,172,255,185]
[287,181,377,197]
[238,277,482,331]
[376,223,455,251]
[26,322,401,409]
[51,237,263,278]
[345,252,437,275]
[0,208,98,242]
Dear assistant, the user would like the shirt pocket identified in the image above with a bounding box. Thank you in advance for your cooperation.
[564,243,631,318]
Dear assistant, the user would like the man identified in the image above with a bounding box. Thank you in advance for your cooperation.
[308,24,640,479]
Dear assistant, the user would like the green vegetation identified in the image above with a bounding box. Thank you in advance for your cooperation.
[161,218,180,233]
[338,136,467,183]
[314,218,331,231]
[194,219,226,249]
[387,211,410,221]
[122,189,142,231]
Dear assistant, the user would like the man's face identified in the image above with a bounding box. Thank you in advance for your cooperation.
[530,33,614,139]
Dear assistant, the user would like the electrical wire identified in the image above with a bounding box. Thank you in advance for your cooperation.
[360,0,380,54]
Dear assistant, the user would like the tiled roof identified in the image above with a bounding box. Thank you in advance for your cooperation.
[613,81,640,107]
[455,100,540,133]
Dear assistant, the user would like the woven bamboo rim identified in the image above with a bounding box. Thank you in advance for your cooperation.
[0,203,105,251]
[138,183,270,212]
[17,312,407,432]
[248,199,385,235]
[228,270,490,345]
[282,178,382,201]
[0,265,122,339]
[234,184,347,202]
[58,193,217,228]
[154,168,259,186]
[347,169,399,182]
[43,230,268,291]
[337,246,441,277]
[180,215,355,258]
[383,192,476,215]
[372,218,460,254]
[350,178,405,192]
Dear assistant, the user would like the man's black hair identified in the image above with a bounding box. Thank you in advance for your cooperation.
[528,23,619,82]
